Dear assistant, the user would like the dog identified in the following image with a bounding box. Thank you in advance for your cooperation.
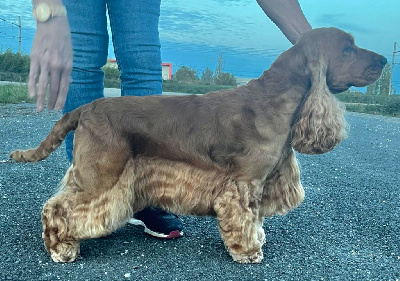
[10,28,386,264]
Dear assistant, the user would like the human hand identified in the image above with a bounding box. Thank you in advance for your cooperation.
[256,0,312,45]
[29,16,72,112]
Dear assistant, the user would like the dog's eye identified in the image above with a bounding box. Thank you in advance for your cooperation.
[343,46,354,55]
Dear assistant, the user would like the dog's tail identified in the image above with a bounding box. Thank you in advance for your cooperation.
[10,105,88,163]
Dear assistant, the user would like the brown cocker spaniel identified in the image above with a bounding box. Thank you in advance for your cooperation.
[10,28,386,264]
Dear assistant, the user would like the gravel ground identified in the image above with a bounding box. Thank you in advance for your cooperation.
[0,101,399,281]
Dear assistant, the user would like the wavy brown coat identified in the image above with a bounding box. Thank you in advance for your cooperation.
[10,28,386,264]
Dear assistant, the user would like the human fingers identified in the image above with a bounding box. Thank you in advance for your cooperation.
[28,58,40,99]
[47,69,61,110]
[54,69,71,111]
[36,67,49,112]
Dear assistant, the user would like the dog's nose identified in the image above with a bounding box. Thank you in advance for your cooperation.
[380,56,387,65]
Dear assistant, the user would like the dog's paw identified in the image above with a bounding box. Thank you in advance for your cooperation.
[232,250,264,264]
[10,149,37,163]
[49,241,80,263]
[10,150,29,163]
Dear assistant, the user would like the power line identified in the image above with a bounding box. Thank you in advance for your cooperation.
[0,16,20,28]
[0,16,21,51]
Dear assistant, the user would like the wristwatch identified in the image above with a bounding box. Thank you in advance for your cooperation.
[33,3,67,22]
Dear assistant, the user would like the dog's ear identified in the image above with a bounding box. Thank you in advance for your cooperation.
[291,58,347,154]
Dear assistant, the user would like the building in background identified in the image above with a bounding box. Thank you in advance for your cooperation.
[162,63,172,80]
[106,59,172,80]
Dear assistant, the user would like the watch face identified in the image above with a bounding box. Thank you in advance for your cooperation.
[35,3,51,22]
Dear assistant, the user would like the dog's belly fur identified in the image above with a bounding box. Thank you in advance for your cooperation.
[128,156,231,216]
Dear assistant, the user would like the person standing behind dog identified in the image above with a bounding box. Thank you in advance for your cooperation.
[28,0,311,239]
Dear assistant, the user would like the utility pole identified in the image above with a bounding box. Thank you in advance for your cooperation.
[18,16,21,52]
[388,42,397,96]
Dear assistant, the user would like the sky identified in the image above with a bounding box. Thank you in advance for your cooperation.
[0,0,399,92]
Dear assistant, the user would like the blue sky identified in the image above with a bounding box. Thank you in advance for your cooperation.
[0,0,399,92]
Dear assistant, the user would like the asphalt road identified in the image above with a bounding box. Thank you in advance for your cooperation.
[0,102,399,281]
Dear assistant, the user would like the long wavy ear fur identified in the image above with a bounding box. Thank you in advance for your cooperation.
[291,59,347,154]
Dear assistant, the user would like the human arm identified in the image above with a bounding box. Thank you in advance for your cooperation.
[256,0,312,45]
[30,0,72,112]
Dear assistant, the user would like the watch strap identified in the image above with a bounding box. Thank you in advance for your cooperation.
[51,4,67,17]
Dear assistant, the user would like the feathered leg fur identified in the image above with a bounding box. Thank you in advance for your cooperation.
[42,162,140,263]
[259,149,304,218]
[214,180,263,263]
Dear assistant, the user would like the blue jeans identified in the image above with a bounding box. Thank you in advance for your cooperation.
[63,0,162,161]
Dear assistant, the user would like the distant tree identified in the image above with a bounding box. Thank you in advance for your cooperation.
[214,72,237,86]
[214,53,224,81]
[0,49,16,72]
[102,65,121,80]
[200,67,213,85]
[213,53,237,86]
[365,80,378,95]
[380,64,392,95]
[174,66,199,83]
[365,64,393,95]
[0,49,30,82]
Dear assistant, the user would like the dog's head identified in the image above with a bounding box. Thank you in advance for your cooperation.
[296,27,387,94]
[290,28,386,154]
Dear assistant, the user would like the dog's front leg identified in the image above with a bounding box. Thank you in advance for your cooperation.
[256,215,266,246]
[214,179,263,264]
[259,149,305,217]
[238,179,266,248]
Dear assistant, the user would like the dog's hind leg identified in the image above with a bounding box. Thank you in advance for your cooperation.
[42,160,140,263]
[68,160,140,241]
[214,180,263,264]
[42,196,80,262]
[41,166,83,263]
